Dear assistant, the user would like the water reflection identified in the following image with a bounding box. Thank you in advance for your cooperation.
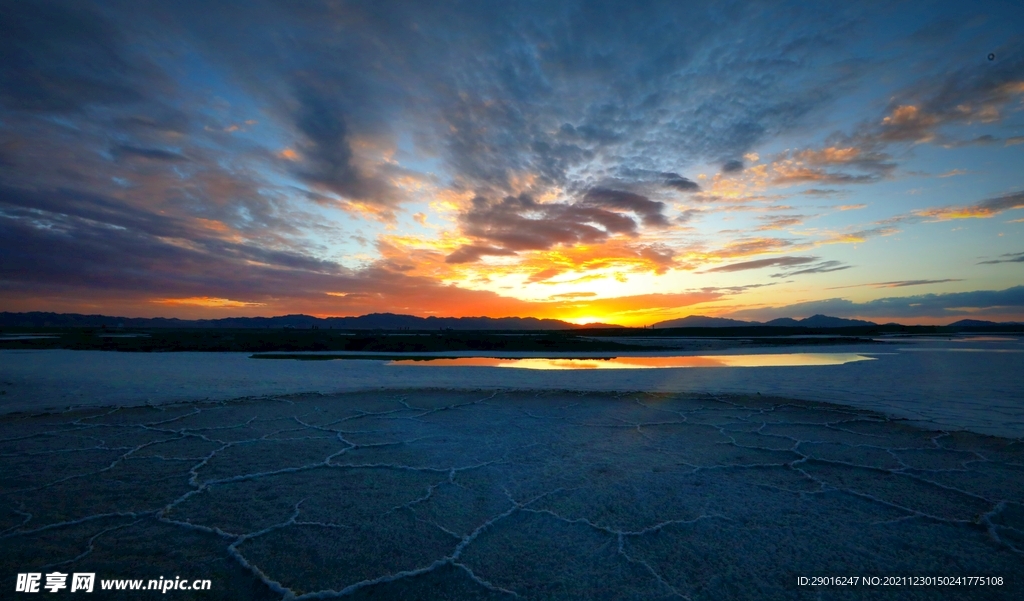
[0,335,59,340]
[389,353,875,370]
[952,336,1020,342]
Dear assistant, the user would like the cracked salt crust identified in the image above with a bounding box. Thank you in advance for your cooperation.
[1,389,1022,599]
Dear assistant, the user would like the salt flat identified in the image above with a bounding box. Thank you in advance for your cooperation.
[1,389,1021,599]
[2,336,1023,437]
[1,338,1022,598]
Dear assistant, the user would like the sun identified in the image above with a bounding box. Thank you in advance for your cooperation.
[564,315,607,325]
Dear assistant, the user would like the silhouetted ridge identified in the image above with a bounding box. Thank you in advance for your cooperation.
[0,311,623,331]
[652,314,877,329]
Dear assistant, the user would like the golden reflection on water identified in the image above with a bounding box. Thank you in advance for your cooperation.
[388,353,876,370]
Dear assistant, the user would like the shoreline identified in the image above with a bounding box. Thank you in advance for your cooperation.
[3,344,1023,438]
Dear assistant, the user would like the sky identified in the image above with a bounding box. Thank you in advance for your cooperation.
[1,0,1023,326]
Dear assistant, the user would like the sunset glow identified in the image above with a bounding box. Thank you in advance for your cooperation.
[1,1,1022,325]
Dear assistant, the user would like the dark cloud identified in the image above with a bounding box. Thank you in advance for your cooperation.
[480,193,637,246]
[944,134,999,148]
[676,209,702,224]
[603,168,700,193]
[111,145,188,162]
[113,112,190,136]
[917,191,1024,220]
[582,188,670,227]
[977,193,1024,214]
[828,279,962,290]
[0,1,159,112]
[772,260,850,277]
[873,279,962,287]
[290,83,397,206]
[448,191,669,263]
[445,245,518,265]
[978,252,1024,265]
[0,195,340,299]
[0,1,914,211]
[707,257,856,280]
[729,286,1024,320]
[662,173,701,192]
[722,159,744,173]
[0,185,327,274]
[705,256,818,273]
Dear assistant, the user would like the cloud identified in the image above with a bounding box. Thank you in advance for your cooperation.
[876,104,941,143]
[853,64,1024,148]
[0,192,728,324]
[771,260,850,277]
[759,61,1024,191]
[676,209,702,224]
[582,188,670,227]
[2,1,1022,322]
[938,169,967,178]
[446,190,672,263]
[943,135,999,148]
[819,225,901,245]
[111,145,188,162]
[872,278,958,288]
[827,279,962,289]
[710,237,795,259]
[756,214,806,230]
[705,255,818,273]
[978,252,1024,265]
[444,245,519,264]
[722,159,744,173]
[727,286,1024,321]
[916,191,1024,221]
[290,82,399,209]
[153,297,266,308]
[0,1,162,112]
[801,189,845,197]
[662,174,701,192]
[770,146,896,185]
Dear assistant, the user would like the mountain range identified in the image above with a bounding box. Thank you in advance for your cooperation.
[945,319,1024,327]
[651,314,877,328]
[0,311,619,331]
[1,311,1021,331]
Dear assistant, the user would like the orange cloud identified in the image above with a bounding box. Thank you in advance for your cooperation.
[794,146,861,164]
[707,237,794,259]
[915,192,1024,221]
[152,297,267,308]
[879,104,939,142]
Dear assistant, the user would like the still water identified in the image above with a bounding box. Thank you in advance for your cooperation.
[388,353,875,369]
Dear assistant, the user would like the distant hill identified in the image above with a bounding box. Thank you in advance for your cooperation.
[0,311,624,331]
[947,319,1024,327]
[653,314,876,329]
[652,315,755,328]
[762,317,800,327]
[785,314,876,328]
